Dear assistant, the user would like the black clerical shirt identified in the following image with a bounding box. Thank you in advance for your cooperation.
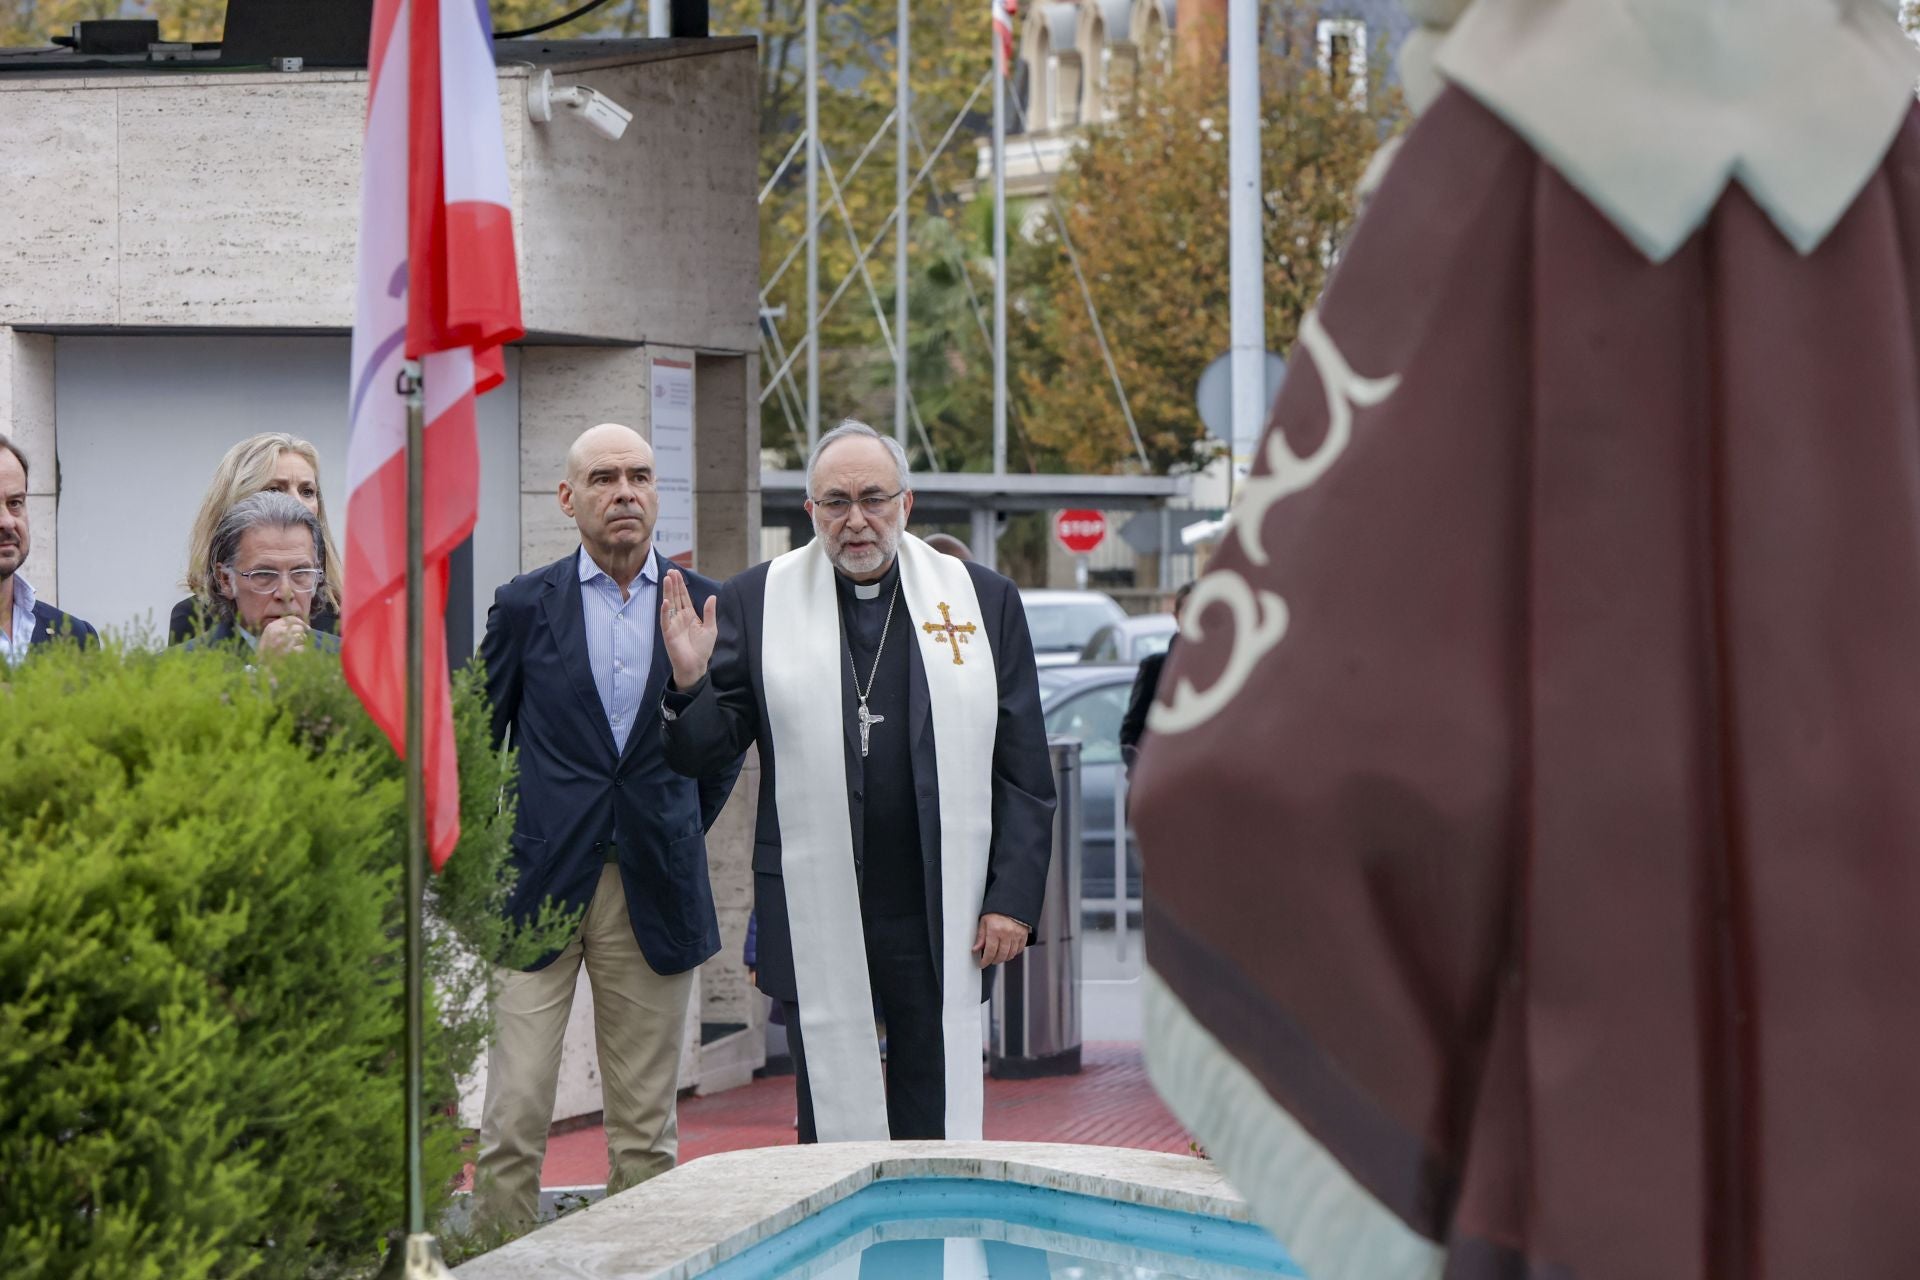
[836,560,926,918]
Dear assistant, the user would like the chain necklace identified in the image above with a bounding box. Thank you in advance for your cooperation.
[848,579,901,758]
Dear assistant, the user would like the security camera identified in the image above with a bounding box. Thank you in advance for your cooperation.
[527,68,633,142]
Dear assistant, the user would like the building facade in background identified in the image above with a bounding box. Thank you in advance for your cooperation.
[0,36,767,1122]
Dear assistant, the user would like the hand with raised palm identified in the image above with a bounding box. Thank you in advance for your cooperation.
[660,569,719,691]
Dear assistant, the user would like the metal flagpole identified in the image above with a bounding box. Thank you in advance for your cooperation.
[975,0,1006,564]
[379,358,451,1279]
[805,0,821,449]
[991,23,1007,479]
[1227,0,1263,502]
[895,0,911,452]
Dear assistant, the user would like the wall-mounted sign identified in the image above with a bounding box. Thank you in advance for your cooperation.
[651,356,695,568]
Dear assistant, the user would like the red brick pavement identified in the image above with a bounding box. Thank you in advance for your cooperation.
[533,1041,1191,1187]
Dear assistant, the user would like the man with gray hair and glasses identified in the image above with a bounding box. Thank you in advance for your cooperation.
[190,491,337,658]
[659,420,1055,1144]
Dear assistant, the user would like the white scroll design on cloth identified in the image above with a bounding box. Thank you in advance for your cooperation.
[1151,311,1400,735]
[762,533,998,1140]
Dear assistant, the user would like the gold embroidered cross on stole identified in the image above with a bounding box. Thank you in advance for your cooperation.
[921,602,977,665]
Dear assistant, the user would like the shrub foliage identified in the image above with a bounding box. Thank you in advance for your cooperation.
[0,640,570,1279]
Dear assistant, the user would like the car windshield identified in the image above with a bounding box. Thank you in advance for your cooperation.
[1037,667,1085,697]
[1043,682,1129,765]
[1132,630,1174,659]
[1026,601,1120,653]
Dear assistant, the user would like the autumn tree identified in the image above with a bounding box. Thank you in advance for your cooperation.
[1018,21,1402,474]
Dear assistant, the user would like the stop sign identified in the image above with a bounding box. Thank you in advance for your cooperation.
[1054,509,1107,555]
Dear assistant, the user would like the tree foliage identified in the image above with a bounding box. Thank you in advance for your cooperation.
[0,0,217,44]
[1019,28,1401,474]
[0,640,570,1280]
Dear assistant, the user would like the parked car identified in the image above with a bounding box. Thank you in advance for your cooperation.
[1021,589,1127,667]
[1038,663,1140,911]
[1078,613,1177,665]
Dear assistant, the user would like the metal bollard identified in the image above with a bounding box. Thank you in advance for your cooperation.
[988,737,1083,1077]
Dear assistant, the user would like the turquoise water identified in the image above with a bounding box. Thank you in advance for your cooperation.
[697,1177,1302,1279]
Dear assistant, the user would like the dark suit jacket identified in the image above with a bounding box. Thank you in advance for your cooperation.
[170,594,339,645]
[1119,644,1171,773]
[481,551,742,975]
[29,600,98,649]
[180,617,342,655]
[661,557,1057,1002]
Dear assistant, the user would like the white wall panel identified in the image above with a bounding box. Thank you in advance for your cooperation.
[54,334,519,645]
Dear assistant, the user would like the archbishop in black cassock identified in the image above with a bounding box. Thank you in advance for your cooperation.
[660,423,1055,1142]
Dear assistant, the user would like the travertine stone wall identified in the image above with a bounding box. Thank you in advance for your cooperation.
[700,746,762,1032]
[518,54,759,351]
[690,352,764,1039]
[515,345,654,572]
[0,42,757,339]
[694,354,761,582]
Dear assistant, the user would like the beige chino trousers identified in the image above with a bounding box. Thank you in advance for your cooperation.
[474,864,693,1229]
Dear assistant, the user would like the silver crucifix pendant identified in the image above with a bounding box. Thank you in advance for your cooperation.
[857,701,884,757]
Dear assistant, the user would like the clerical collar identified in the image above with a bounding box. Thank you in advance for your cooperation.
[835,559,899,603]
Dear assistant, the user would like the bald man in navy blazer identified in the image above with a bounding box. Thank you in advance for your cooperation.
[473,423,741,1229]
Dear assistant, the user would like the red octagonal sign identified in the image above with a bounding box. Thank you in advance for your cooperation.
[1054,509,1107,555]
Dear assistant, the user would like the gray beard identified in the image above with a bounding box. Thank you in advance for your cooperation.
[817,524,897,578]
[830,546,886,576]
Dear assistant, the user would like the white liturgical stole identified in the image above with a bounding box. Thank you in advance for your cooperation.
[762,532,1000,1141]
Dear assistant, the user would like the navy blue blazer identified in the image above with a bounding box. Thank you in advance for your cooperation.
[481,551,742,975]
[29,601,98,649]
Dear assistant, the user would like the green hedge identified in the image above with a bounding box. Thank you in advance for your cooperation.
[0,639,572,1279]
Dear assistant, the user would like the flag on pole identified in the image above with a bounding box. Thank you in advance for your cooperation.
[347,0,523,868]
[992,0,1017,71]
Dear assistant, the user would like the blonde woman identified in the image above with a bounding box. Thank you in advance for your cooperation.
[170,433,345,644]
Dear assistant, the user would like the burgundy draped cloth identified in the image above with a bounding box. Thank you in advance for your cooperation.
[1133,86,1920,1279]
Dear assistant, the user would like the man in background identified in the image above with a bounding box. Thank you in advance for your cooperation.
[923,532,974,561]
[0,434,96,665]
[1119,580,1191,777]
[660,420,1054,1143]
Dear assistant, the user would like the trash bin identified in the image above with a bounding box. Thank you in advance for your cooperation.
[989,736,1083,1078]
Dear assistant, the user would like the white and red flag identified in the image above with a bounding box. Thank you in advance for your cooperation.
[346,0,522,868]
[992,0,1018,72]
